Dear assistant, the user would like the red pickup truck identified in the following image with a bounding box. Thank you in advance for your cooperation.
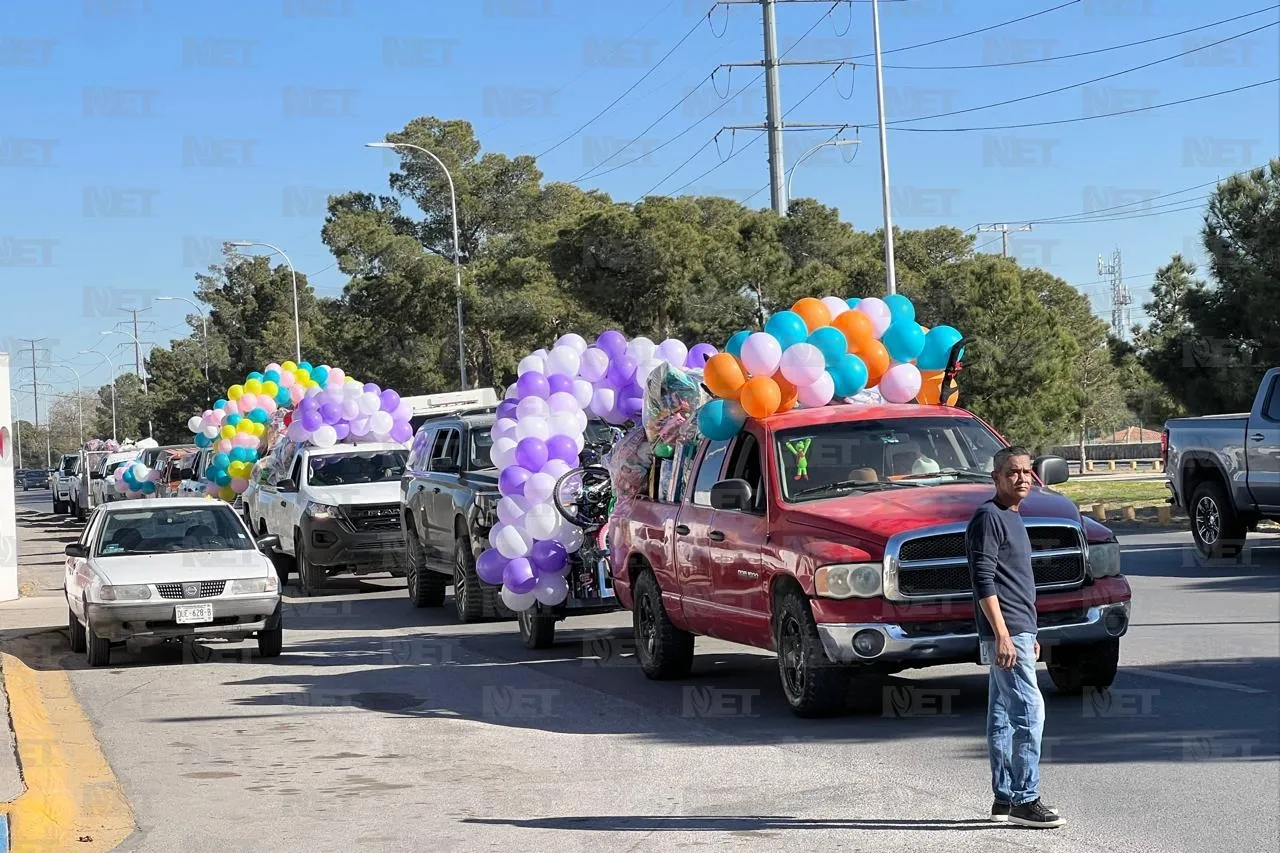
[610,402,1132,717]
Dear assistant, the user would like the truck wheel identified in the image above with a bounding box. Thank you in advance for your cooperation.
[52,498,63,514]
[1190,481,1246,559]
[518,607,557,649]
[85,616,112,668]
[296,535,326,596]
[632,570,694,679]
[76,499,86,522]
[257,603,283,658]
[774,588,850,718]
[453,539,486,623]
[406,529,446,608]
[1046,638,1119,694]
[68,605,87,653]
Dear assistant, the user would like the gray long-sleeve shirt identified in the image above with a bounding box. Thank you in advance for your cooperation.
[965,499,1038,639]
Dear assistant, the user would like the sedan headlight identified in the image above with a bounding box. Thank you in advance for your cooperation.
[815,563,883,599]
[1088,541,1122,578]
[96,583,152,601]
[228,576,279,595]
[305,502,339,519]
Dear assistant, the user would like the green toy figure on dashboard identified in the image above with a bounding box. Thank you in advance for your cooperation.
[785,437,812,481]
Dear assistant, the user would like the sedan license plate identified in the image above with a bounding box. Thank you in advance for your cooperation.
[175,603,213,624]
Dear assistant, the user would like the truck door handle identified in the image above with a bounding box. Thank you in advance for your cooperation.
[708,531,725,542]
[1251,433,1265,442]
[675,524,690,535]
[280,500,287,506]
[433,487,441,494]
[417,484,425,491]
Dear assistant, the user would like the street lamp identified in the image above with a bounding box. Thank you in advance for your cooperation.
[786,138,860,205]
[227,241,301,363]
[871,0,897,296]
[365,141,468,390]
[156,296,209,389]
[78,349,117,442]
[47,364,84,445]
[101,329,152,438]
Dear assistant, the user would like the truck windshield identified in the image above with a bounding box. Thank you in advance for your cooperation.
[775,417,1007,502]
[60,457,77,474]
[471,432,493,469]
[307,450,408,487]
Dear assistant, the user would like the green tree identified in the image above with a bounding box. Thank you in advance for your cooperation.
[91,374,149,444]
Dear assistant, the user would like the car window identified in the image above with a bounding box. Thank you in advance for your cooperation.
[408,427,434,471]
[723,433,765,514]
[429,429,461,470]
[1265,378,1280,421]
[691,440,730,507]
[470,430,493,469]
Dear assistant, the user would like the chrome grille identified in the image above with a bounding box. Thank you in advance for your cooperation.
[889,521,1086,600]
[343,503,401,532]
[156,580,226,599]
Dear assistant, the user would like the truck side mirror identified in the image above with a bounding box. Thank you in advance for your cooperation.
[709,479,754,511]
[256,534,281,553]
[65,543,88,558]
[277,478,297,492]
[1034,455,1070,486]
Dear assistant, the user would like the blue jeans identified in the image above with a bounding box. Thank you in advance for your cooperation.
[983,632,1044,805]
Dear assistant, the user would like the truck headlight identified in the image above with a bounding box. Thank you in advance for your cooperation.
[305,502,339,519]
[228,576,278,595]
[815,563,882,599]
[96,583,152,601]
[1088,541,1122,578]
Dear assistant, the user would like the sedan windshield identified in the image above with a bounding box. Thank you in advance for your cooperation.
[307,450,408,486]
[97,505,254,556]
[775,417,1006,503]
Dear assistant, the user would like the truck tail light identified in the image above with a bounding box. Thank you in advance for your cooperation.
[1160,428,1169,465]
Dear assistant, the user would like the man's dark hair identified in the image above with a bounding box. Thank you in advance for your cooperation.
[993,445,1032,473]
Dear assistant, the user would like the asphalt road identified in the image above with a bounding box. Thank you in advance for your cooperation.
[6,488,1279,853]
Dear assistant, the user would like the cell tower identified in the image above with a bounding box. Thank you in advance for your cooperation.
[1098,247,1130,339]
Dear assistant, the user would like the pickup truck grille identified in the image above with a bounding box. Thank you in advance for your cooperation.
[343,503,402,532]
[890,522,1086,600]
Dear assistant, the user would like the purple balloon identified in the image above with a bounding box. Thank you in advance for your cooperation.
[363,383,381,394]
[620,394,644,420]
[389,420,413,443]
[496,399,518,420]
[546,434,578,465]
[300,409,323,432]
[379,389,401,412]
[320,402,342,424]
[686,343,717,368]
[299,397,319,413]
[498,465,531,498]
[476,548,507,585]
[333,423,351,440]
[516,371,551,400]
[608,354,638,386]
[503,558,538,594]
[596,329,627,358]
[529,539,568,574]
[547,373,574,396]
[515,437,549,471]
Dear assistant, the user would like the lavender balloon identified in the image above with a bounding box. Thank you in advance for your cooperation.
[363,383,381,395]
[476,548,508,585]
[496,399,518,420]
[503,558,538,594]
[686,343,717,368]
[379,389,401,411]
[529,539,567,575]
[546,434,578,465]
[515,437,549,471]
[498,465,532,498]
[516,371,551,400]
[596,330,627,358]
[547,373,574,396]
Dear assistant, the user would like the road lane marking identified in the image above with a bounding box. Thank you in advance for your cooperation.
[0,645,134,852]
[1127,667,1270,695]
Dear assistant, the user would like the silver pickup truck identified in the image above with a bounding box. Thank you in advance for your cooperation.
[1164,366,1280,558]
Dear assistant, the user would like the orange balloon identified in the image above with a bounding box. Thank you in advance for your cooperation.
[832,309,875,350]
[739,375,782,419]
[916,369,959,406]
[792,297,832,333]
[919,326,930,336]
[857,339,891,387]
[773,373,799,413]
[704,353,747,400]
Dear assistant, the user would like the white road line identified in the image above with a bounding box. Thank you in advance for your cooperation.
[1127,667,1270,695]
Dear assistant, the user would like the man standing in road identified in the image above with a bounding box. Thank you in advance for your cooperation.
[966,445,1065,828]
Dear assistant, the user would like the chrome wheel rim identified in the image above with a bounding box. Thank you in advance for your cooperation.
[1195,496,1221,545]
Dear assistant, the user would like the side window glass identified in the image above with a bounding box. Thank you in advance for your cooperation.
[692,440,730,507]
[429,429,461,470]
[724,434,765,513]
[1265,379,1280,421]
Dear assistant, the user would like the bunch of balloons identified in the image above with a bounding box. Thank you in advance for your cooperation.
[114,459,159,498]
[476,330,715,613]
[186,360,413,502]
[698,294,964,439]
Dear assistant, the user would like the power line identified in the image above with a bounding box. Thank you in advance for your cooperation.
[843,0,1082,60]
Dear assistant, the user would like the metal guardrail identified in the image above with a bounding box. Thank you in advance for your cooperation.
[1068,458,1163,474]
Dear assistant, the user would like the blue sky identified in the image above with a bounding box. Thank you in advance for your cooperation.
[2,0,1277,423]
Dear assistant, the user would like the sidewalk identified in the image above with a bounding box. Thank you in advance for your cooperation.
[1,594,66,826]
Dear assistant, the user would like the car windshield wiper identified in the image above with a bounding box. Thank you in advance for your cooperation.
[793,479,917,498]
[895,468,992,482]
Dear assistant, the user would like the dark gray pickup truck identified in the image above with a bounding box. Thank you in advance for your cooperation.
[1164,366,1280,558]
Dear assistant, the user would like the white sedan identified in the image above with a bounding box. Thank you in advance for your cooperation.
[64,498,284,667]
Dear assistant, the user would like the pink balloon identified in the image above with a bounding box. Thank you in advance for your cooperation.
[797,372,836,408]
[821,296,849,318]
[280,371,296,387]
[855,297,893,338]
[879,362,922,403]
[779,342,826,387]
[217,439,233,453]
[740,332,783,377]
[231,477,249,493]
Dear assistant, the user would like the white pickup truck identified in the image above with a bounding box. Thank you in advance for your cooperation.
[243,438,410,594]
[53,454,79,514]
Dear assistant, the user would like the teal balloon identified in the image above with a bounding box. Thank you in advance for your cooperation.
[846,297,861,311]
[726,330,751,357]
[882,321,926,363]
[829,353,869,398]
[312,366,329,385]
[918,325,964,371]
[215,470,232,487]
[884,294,915,325]
[698,399,747,440]
[213,453,231,470]
[264,370,280,383]
[214,398,227,409]
[298,361,314,373]
[276,388,291,405]
[765,311,809,350]
[247,371,264,381]
[195,433,211,448]
[226,413,242,426]
[807,326,848,362]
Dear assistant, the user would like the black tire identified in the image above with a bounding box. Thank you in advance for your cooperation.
[297,535,326,596]
[257,604,283,658]
[632,570,694,679]
[453,538,485,623]
[76,499,87,522]
[85,616,111,667]
[269,552,292,589]
[1190,480,1247,560]
[773,587,850,718]
[1046,639,1120,695]
[68,604,87,653]
[53,499,64,514]
[406,528,447,608]
[518,607,557,649]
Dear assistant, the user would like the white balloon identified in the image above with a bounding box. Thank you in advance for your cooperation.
[496,496,525,526]
[504,383,519,400]
[524,472,556,506]
[358,392,381,415]
[495,524,532,559]
[589,388,616,419]
[516,396,550,421]
[534,573,569,606]
[491,437,518,469]
[797,372,836,408]
[187,416,202,433]
[312,425,338,448]
[545,345,582,378]
[640,358,665,385]
[524,502,561,540]
[562,526,585,553]
[657,338,688,367]
[627,336,656,363]
[573,431,586,453]
[343,382,363,399]
[515,416,551,442]
[342,398,361,419]
[548,411,580,439]
[542,459,572,480]
[203,425,219,439]
[556,332,588,354]
[492,417,518,442]
[369,411,394,435]
[821,295,850,318]
[518,355,545,376]
[500,586,538,613]
[350,416,372,437]
[547,391,580,416]
[571,379,594,408]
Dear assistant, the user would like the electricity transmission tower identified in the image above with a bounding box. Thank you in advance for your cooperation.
[1098,247,1130,339]
[977,223,1033,258]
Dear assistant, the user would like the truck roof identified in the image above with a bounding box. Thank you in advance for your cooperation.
[756,402,979,433]
[298,441,408,458]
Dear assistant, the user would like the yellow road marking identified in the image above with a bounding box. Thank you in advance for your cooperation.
[0,642,134,852]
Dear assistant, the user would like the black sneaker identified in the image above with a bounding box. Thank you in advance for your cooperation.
[992,800,1059,822]
[1009,798,1066,828]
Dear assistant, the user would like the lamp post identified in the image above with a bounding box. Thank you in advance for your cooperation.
[365,141,468,390]
[78,349,117,442]
[871,0,898,295]
[48,364,84,445]
[156,296,210,399]
[227,241,301,363]
[785,138,861,205]
[101,330,151,438]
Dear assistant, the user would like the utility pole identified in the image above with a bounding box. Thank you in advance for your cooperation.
[119,307,152,380]
[1098,247,1129,339]
[15,338,49,467]
[977,223,1033,258]
[717,0,853,217]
